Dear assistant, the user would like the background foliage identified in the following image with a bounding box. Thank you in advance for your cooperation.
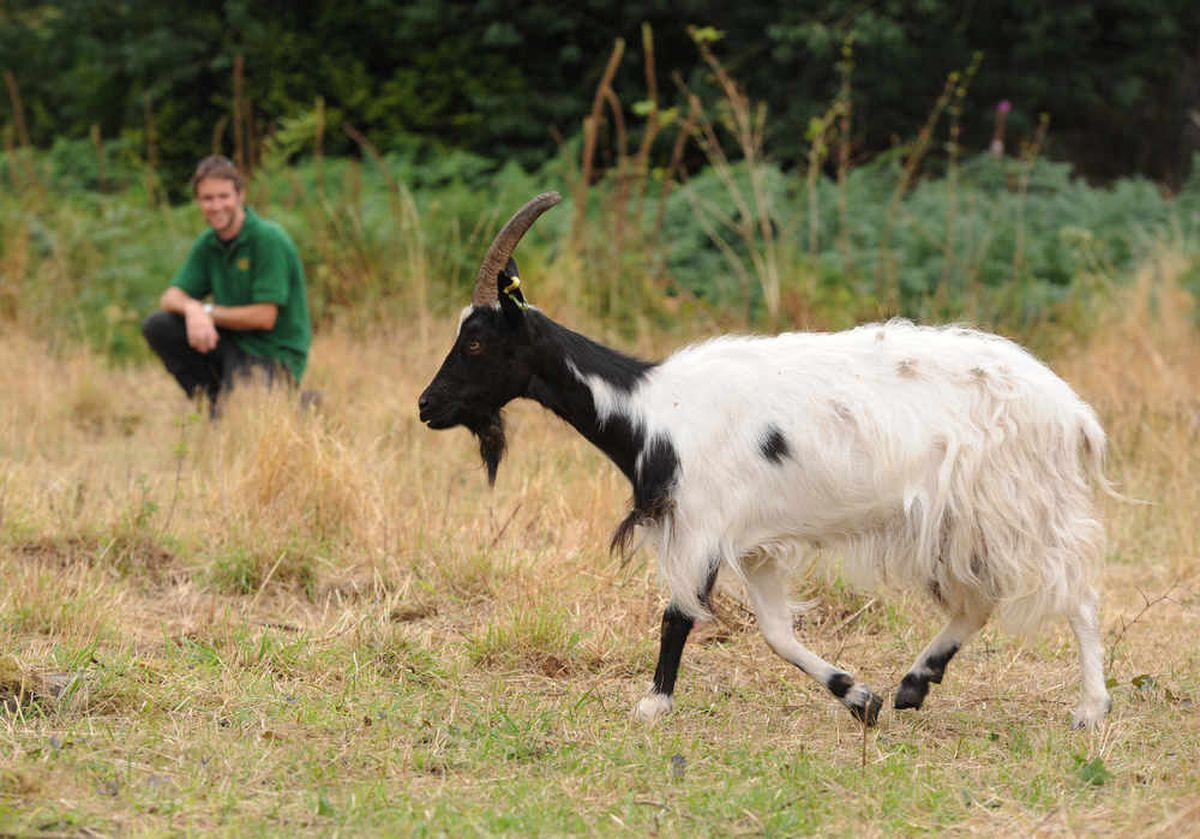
[2,1,1200,361]
[3,0,1198,193]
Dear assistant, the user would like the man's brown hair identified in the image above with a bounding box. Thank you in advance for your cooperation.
[191,155,245,196]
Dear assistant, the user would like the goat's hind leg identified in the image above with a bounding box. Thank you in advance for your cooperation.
[1068,588,1111,729]
[895,600,990,711]
[742,555,883,726]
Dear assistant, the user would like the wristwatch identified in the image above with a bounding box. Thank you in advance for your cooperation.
[203,303,214,315]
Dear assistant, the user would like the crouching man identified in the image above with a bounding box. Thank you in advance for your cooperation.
[143,155,311,414]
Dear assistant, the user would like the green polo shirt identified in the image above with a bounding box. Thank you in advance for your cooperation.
[171,208,312,380]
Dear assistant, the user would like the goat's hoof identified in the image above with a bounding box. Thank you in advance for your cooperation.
[1070,695,1112,730]
[634,693,673,723]
[894,673,930,711]
[845,684,883,727]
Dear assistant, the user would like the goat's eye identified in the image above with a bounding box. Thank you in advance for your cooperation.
[464,340,483,356]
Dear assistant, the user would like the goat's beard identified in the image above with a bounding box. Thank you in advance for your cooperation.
[469,411,506,486]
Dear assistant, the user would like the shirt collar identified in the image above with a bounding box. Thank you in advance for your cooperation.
[208,207,260,250]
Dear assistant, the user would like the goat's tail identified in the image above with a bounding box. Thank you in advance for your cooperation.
[1079,409,1143,504]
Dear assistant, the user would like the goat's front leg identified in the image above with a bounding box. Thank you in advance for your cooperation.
[635,563,719,723]
[743,556,883,725]
[634,603,694,722]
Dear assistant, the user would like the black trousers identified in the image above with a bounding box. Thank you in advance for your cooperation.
[142,311,288,412]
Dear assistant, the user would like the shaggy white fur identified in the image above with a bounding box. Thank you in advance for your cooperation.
[585,320,1111,727]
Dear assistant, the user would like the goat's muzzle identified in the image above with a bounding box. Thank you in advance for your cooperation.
[417,388,455,429]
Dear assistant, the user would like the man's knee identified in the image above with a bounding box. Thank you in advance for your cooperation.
[142,310,185,348]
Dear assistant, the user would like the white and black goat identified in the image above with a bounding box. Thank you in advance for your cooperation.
[418,192,1112,729]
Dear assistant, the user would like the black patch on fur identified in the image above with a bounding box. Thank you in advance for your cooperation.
[760,425,791,464]
[648,564,720,697]
[828,672,854,699]
[925,644,959,684]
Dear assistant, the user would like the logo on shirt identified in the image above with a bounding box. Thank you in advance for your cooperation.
[237,257,250,271]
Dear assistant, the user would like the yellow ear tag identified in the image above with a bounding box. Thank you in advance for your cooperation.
[503,276,521,294]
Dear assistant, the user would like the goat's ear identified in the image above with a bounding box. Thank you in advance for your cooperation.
[499,286,526,329]
[497,257,527,329]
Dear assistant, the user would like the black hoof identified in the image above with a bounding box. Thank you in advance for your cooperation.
[894,673,930,710]
[850,691,883,727]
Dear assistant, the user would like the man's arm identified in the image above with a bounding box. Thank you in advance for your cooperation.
[207,301,277,331]
[159,287,278,353]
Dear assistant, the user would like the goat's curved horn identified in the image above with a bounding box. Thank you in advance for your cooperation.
[471,191,561,306]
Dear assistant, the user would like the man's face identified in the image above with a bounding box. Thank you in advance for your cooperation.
[195,176,245,240]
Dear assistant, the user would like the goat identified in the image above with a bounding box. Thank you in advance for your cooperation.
[418,192,1113,730]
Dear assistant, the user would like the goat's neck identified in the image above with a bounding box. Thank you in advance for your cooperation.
[522,312,652,484]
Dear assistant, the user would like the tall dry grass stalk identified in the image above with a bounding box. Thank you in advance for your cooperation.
[3,69,42,194]
[232,54,246,174]
[572,39,625,256]
[805,100,837,260]
[2,70,31,151]
[684,29,782,320]
[89,123,107,192]
[940,53,983,296]
[568,31,695,324]
[1012,112,1051,283]
[142,94,162,206]
[834,38,855,273]
[343,123,432,341]
[631,23,664,227]
[875,71,958,310]
[651,85,699,259]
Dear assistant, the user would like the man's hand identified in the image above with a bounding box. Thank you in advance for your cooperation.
[185,301,220,352]
[160,287,219,353]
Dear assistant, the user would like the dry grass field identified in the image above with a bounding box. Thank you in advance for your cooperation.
[1,252,1198,836]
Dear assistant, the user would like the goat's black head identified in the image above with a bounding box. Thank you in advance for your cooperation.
[418,192,561,484]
